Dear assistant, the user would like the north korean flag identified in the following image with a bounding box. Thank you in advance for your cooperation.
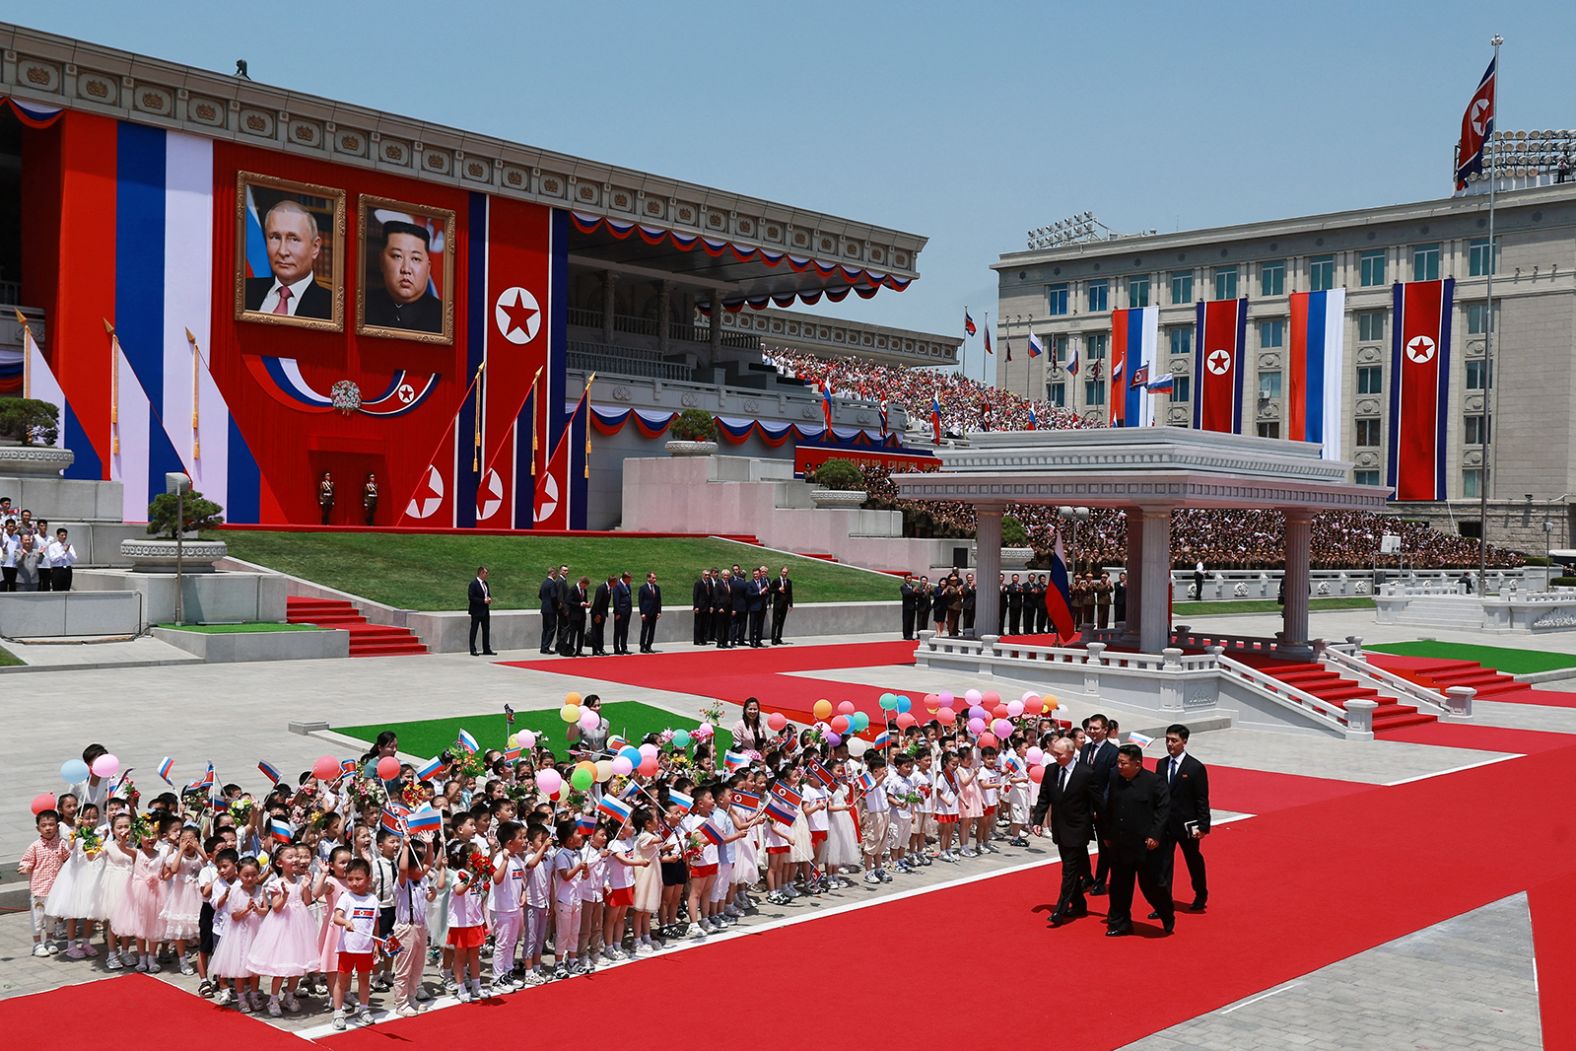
[1192,298,1247,434]
[1388,279,1454,501]
[1454,57,1496,191]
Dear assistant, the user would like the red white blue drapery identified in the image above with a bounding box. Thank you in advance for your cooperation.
[587,404,903,450]
[0,97,66,127]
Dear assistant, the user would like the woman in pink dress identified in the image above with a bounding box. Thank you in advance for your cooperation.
[246,844,319,1017]
[111,819,164,972]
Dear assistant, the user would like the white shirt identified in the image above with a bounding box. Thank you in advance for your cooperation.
[258,273,317,316]
[0,534,18,568]
[1164,750,1189,783]
[46,540,76,568]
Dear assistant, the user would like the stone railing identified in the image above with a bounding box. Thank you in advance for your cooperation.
[1214,653,1363,738]
[1320,644,1466,720]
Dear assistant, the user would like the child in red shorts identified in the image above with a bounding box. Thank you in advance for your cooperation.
[330,859,378,1031]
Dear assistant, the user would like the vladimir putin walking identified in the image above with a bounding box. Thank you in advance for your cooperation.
[1030,738,1095,926]
[468,566,495,656]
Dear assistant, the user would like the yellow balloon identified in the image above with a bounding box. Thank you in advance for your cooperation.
[812,699,833,721]
[560,704,581,724]
[594,759,615,783]
[507,733,520,748]
[564,692,582,706]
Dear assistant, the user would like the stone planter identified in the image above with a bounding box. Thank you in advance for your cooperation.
[665,440,718,456]
[810,488,867,509]
[1001,547,1035,570]
[120,537,229,573]
[0,445,74,476]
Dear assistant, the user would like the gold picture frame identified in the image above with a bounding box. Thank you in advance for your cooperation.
[233,171,347,332]
[355,194,457,345]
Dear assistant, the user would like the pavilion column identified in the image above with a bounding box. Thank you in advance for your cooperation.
[975,506,1004,636]
[1282,510,1312,650]
[707,297,724,372]
[602,271,619,344]
[657,280,672,355]
[1122,508,1144,639]
[1138,506,1172,654]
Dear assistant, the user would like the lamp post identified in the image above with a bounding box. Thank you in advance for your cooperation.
[1544,519,1555,587]
[1057,505,1091,573]
[166,472,191,626]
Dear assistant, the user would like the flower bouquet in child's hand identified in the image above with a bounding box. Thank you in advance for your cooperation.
[465,849,491,883]
[228,797,255,825]
[73,825,103,859]
[683,832,706,862]
[699,701,725,726]
[902,791,924,807]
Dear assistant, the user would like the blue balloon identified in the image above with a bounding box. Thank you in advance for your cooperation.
[61,759,89,784]
[878,693,897,710]
[618,746,642,767]
[895,697,912,714]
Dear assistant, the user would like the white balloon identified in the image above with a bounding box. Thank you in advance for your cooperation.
[846,738,869,758]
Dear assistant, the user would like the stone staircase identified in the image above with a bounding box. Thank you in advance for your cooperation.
[285,596,427,657]
[1239,655,1437,731]
[1383,596,1486,629]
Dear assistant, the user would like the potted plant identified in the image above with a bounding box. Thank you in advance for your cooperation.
[666,409,718,456]
[120,489,230,572]
[807,458,868,509]
[0,398,73,475]
[999,514,1034,569]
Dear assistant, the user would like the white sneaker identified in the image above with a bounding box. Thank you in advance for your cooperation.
[356,1005,375,1026]
[179,959,196,976]
[396,1005,420,1018]
[145,960,161,974]
[267,997,282,1018]
[456,986,473,1003]
[31,944,49,958]
[864,872,881,884]
[522,969,546,985]
[684,923,707,939]
[332,1010,346,1031]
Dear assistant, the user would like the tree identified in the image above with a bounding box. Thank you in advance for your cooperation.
[670,409,717,442]
[1002,515,1029,548]
[0,399,60,447]
[809,458,864,492]
[145,490,225,539]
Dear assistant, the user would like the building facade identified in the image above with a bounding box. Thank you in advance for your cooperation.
[993,180,1576,551]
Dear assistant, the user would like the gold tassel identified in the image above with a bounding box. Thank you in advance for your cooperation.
[528,366,543,475]
[185,327,201,461]
[472,360,486,471]
[105,319,119,455]
[15,309,30,401]
[582,372,595,478]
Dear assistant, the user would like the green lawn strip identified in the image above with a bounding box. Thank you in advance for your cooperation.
[1174,597,1376,615]
[222,531,895,610]
[0,645,23,667]
[1364,640,1576,676]
[335,700,733,761]
[154,622,323,634]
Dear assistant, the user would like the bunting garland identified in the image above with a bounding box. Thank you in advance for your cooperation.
[584,404,905,450]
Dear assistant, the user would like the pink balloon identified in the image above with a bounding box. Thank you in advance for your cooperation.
[639,743,659,758]
[766,712,788,731]
[1021,691,1040,704]
[967,717,986,735]
[982,691,1001,707]
[936,707,957,726]
[837,701,856,715]
[1028,765,1046,784]
[1007,700,1025,718]
[1026,747,1044,764]
[611,756,633,776]
[964,689,983,705]
[1023,696,1044,715]
[536,769,563,795]
[31,792,55,815]
[578,710,600,731]
[90,754,119,779]
[991,704,1010,720]
[638,757,659,776]
[825,732,842,748]
[313,755,341,781]
[992,718,1014,739]
[922,693,939,710]
[978,732,1000,750]
[937,692,955,708]
[895,713,916,730]
[518,731,538,750]
[376,756,400,780]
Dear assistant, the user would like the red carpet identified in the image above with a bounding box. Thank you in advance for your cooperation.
[0,973,299,1049]
[321,729,1576,1051]
[1375,720,1576,754]
[287,596,428,657]
[1367,653,1576,709]
[1529,869,1576,1048]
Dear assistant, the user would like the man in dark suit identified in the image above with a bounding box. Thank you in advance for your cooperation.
[1081,714,1119,895]
[1005,573,1024,634]
[1031,738,1095,925]
[612,572,634,655]
[1024,575,1044,634]
[638,572,662,652]
[243,200,334,319]
[556,567,576,656]
[729,569,749,646]
[468,566,495,656]
[362,220,444,332]
[589,575,613,656]
[561,576,590,656]
[746,568,768,647]
[769,565,794,645]
[914,576,932,632]
[1102,744,1173,935]
[1155,724,1210,913]
[899,576,917,640]
[961,572,976,634]
[713,569,734,649]
[692,569,713,646]
[538,567,561,654]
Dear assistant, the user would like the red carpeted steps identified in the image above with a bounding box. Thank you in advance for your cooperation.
[795,552,840,563]
[1366,654,1528,700]
[286,596,428,657]
[1238,656,1437,731]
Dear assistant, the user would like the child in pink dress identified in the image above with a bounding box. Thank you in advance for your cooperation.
[111,818,164,972]
[210,857,266,1012]
[246,845,319,1017]
[99,813,135,969]
[160,827,204,975]
[314,846,351,982]
[955,753,984,858]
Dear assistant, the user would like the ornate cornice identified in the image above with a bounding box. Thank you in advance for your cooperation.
[740,308,960,367]
[0,22,925,281]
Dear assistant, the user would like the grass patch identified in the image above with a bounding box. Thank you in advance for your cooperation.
[223,532,895,610]
[1173,597,1376,616]
[155,622,323,634]
[336,700,733,760]
[0,645,22,667]
[1364,640,1576,676]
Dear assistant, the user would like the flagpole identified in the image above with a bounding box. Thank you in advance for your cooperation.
[1479,32,1502,596]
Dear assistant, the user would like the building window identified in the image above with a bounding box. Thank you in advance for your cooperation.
[1260,260,1286,297]
[1464,414,1491,445]
[1258,318,1286,349]
[1468,237,1498,277]
[1084,380,1105,406]
[1466,302,1498,335]
[1357,310,1386,343]
[1466,359,1491,390]
[1047,283,1069,316]
[1167,326,1193,357]
[1169,270,1193,304]
[1087,279,1109,313]
[1309,254,1336,292]
[1213,265,1238,301]
[1462,469,1482,498]
[1257,370,1282,399]
[1359,249,1386,287]
[1052,334,1070,364]
[1171,376,1191,403]
[1411,242,1441,282]
[1356,365,1383,395]
[1356,418,1381,446]
[1047,382,1066,407]
[1256,421,1281,439]
[1127,275,1150,308]
[1355,469,1382,487]
[1086,332,1108,360]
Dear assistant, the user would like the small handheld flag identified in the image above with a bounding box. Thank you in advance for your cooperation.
[698,819,726,847]
[405,806,442,834]
[608,734,630,754]
[501,747,525,764]
[415,756,446,782]
[1128,731,1154,748]
[872,730,891,750]
[269,817,293,844]
[770,783,803,810]
[188,762,215,792]
[764,795,797,826]
[856,771,877,794]
[380,808,407,836]
[456,729,479,754]
[597,795,634,824]
[257,760,281,786]
[339,759,359,777]
[668,788,695,814]
[618,779,643,801]
[930,393,943,445]
[376,933,404,959]
[156,757,175,785]
[732,789,762,813]
[805,757,836,789]
[724,750,750,773]
[575,813,598,835]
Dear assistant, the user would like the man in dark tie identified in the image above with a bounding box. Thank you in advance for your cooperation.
[729,568,749,646]
[561,576,590,656]
[692,569,712,646]
[468,566,495,656]
[1030,738,1095,926]
[1080,714,1119,895]
[899,575,917,640]
[713,569,734,649]
[638,572,663,653]
[1005,573,1024,635]
[1154,724,1210,914]
[589,575,613,656]
[769,565,794,645]
[746,568,768,648]
[961,572,977,635]
[1102,744,1173,936]
[612,572,634,655]
[538,565,561,654]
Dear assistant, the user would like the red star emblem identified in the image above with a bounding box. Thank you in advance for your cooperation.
[499,290,537,338]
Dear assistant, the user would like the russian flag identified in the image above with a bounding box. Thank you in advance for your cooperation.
[724,750,749,772]
[1287,290,1346,460]
[1109,306,1158,427]
[764,795,797,826]
[456,729,479,754]
[15,316,98,476]
[415,756,446,782]
[1027,405,1038,431]
[156,756,175,785]
[1046,531,1077,641]
[269,818,293,844]
[1388,279,1454,501]
[668,788,694,814]
[575,813,597,835]
[856,771,877,793]
[1127,731,1154,748]
[406,806,442,834]
[983,316,993,356]
[1146,372,1176,395]
[1193,298,1248,434]
[820,379,834,429]
[930,393,942,445]
[257,760,281,786]
[1064,337,1079,376]
[608,734,630,754]
[189,762,214,791]
[871,730,891,750]
[698,819,726,847]
[1027,332,1045,359]
[597,794,634,824]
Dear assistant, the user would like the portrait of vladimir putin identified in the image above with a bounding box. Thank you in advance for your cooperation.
[362,219,444,333]
[243,199,335,320]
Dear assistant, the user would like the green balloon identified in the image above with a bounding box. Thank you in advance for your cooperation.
[570,768,594,791]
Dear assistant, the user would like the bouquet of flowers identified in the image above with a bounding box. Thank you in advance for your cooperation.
[683,831,706,862]
[344,775,383,814]
[127,811,154,843]
[73,825,103,859]
[400,782,427,809]
[901,791,924,807]
[452,749,490,780]
[111,774,141,809]
[698,701,725,726]
[228,798,255,826]
[465,848,492,884]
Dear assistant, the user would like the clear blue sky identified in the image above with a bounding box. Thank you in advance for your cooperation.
[11,1,1576,376]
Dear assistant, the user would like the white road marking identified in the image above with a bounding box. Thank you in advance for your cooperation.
[1219,981,1304,1014]
[1382,752,1522,786]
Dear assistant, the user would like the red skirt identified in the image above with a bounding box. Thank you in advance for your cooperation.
[936,814,959,825]
[447,924,486,950]
[604,886,635,908]
[766,845,790,856]
[810,830,828,845]
[983,805,997,816]
[688,863,718,877]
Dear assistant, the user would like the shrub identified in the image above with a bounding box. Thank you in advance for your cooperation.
[1522,555,1551,567]
[1552,576,1576,588]
[0,398,60,446]
[1002,515,1029,547]
[145,490,225,539]
[670,409,716,442]
[811,458,864,492]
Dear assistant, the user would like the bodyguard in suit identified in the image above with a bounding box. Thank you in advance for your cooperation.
[729,569,750,645]
[769,566,794,644]
[1102,744,1174,935]
[899,575,918,640]
[612,572,634,654]
[468,566,495,656]
[914,576,932,631]
[1031,738,1095,925]
[589,575,613,656]
[1005,573,1024,634]
[713,569,734,648]
[1024,575,1044,633]
[692,569,713,645]
[1156,724,1210,912]
[538,566,561,654]
[561,576,590,656]
[746,569,769,647]
[961,572,977,634]
[1081,714,1119,895]
[638,572,663,653]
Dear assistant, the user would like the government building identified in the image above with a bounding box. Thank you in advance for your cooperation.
[992,154,1576,552]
